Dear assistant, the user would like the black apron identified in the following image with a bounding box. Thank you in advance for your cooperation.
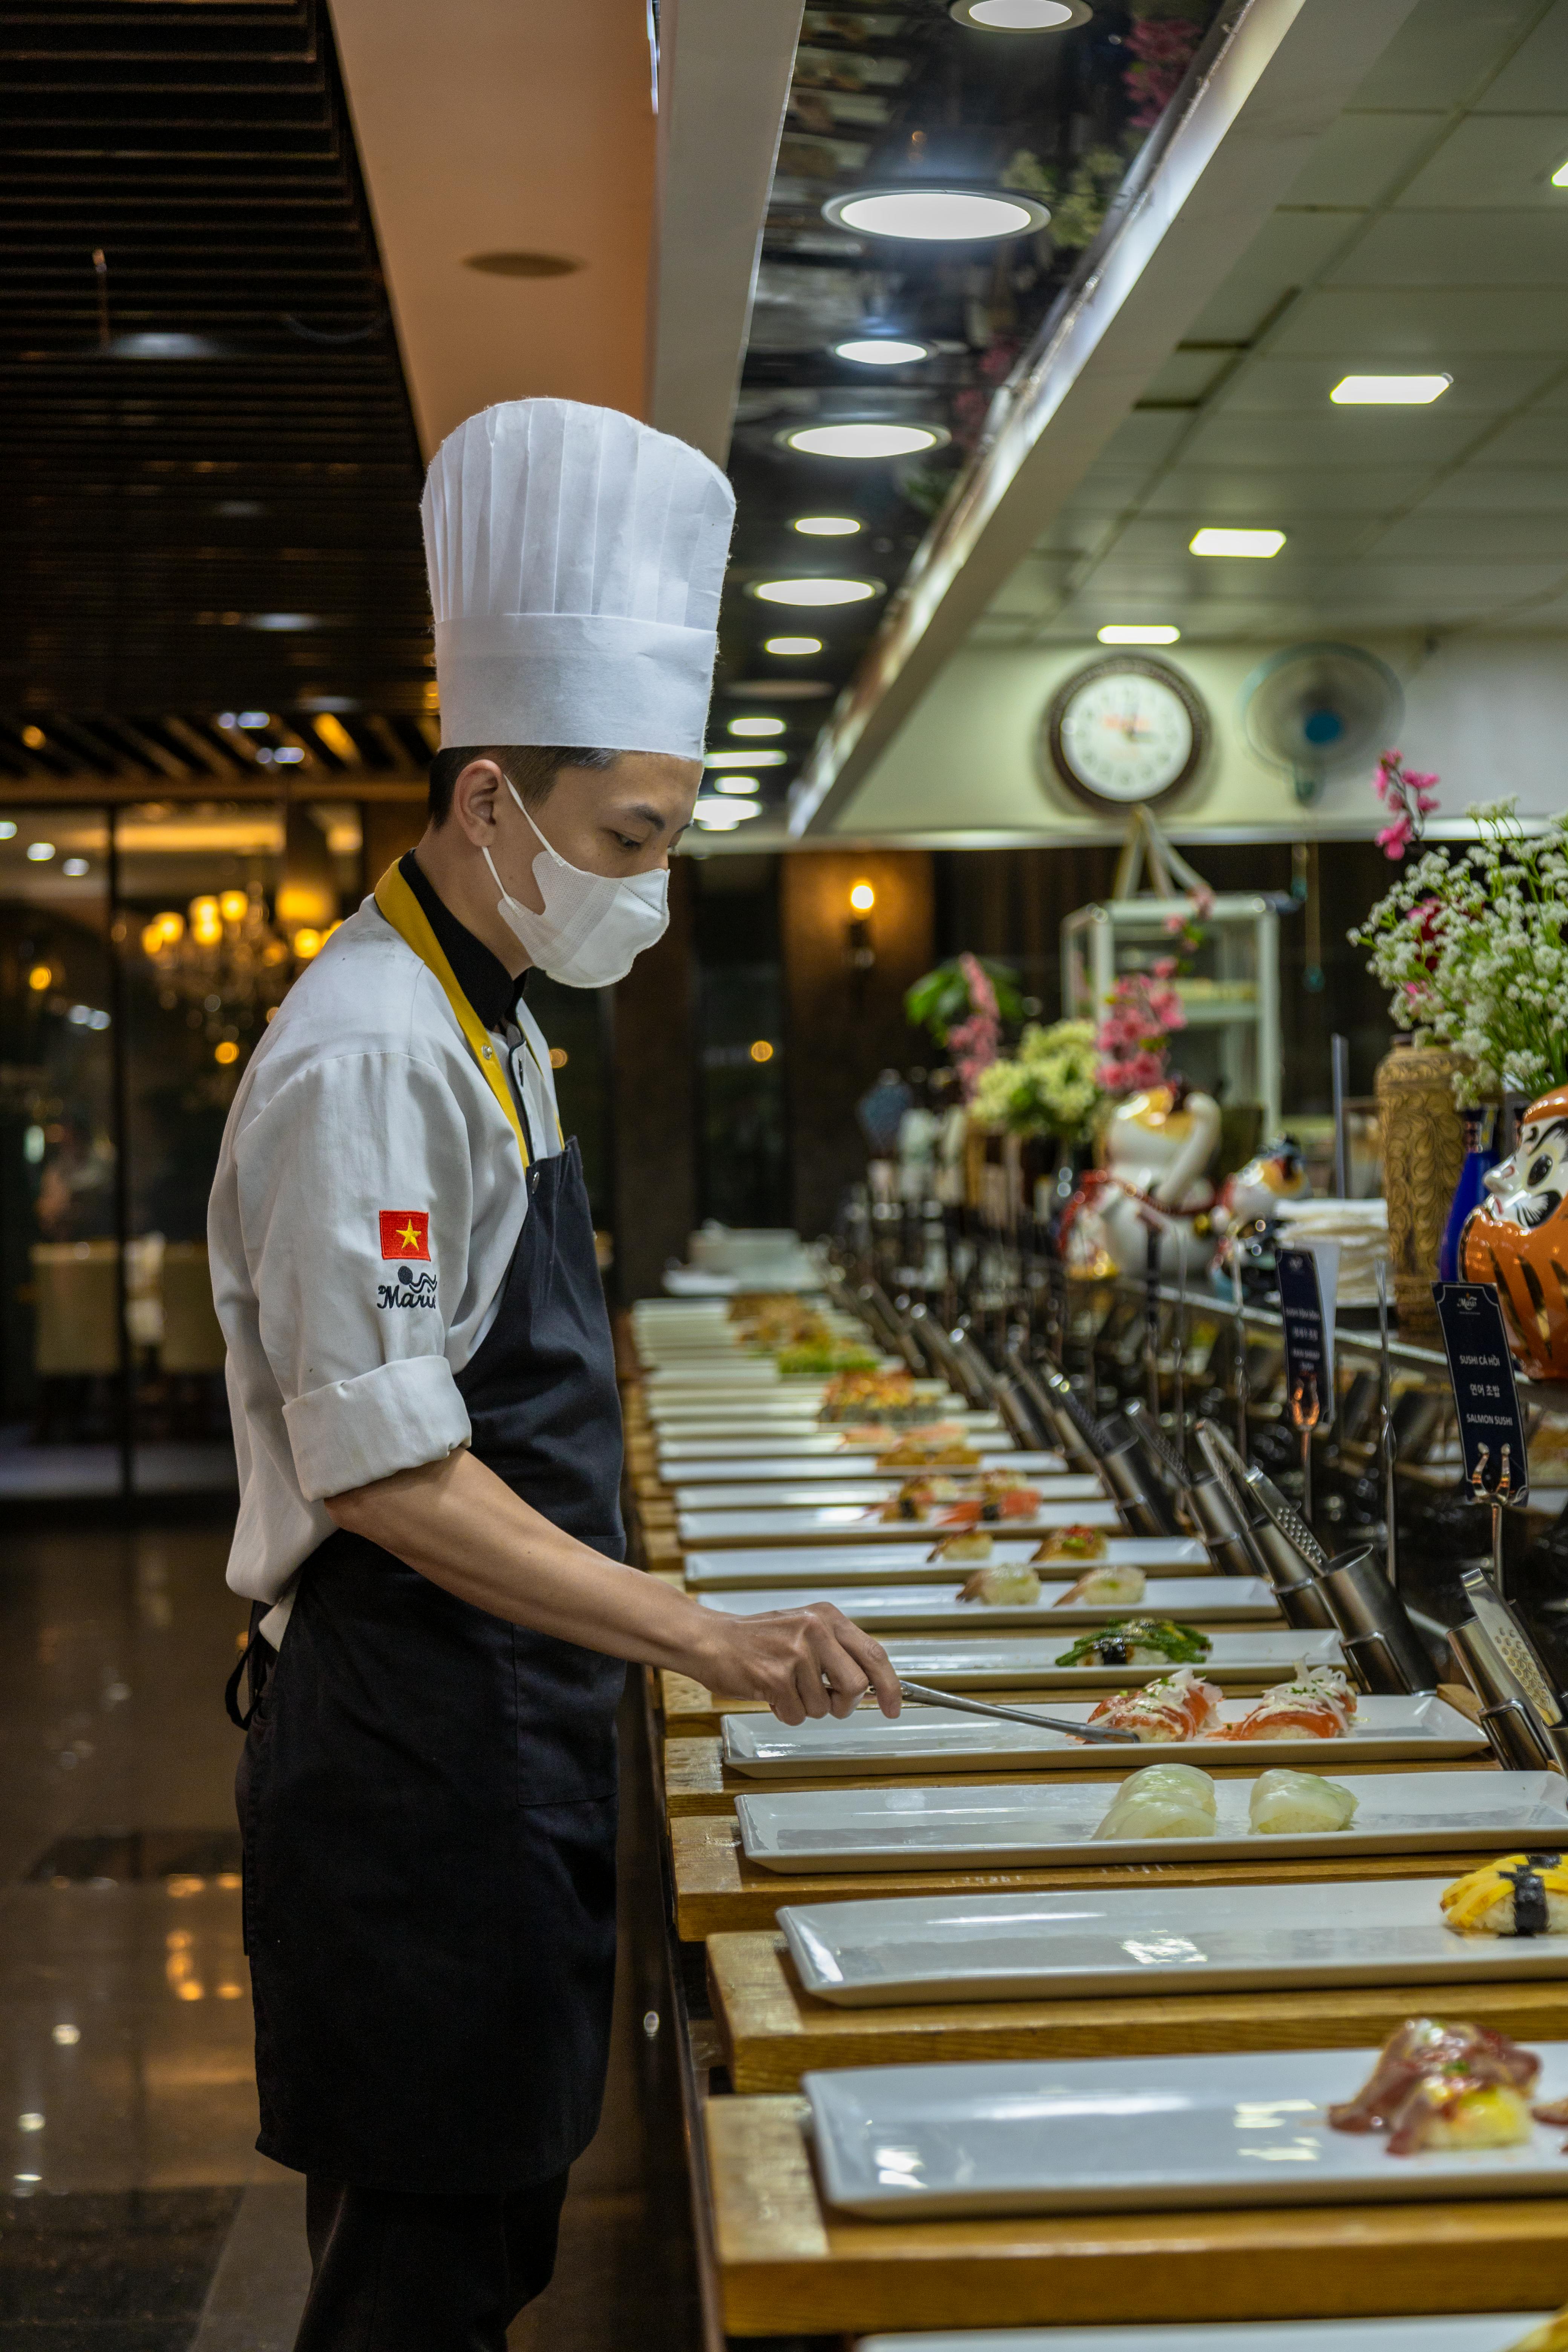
[232,1136,626,2194]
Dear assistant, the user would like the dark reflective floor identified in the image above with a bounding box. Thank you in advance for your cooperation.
[0,1522,700,2350]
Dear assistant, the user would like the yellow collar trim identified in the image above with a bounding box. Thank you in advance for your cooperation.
[373,860,529,1169]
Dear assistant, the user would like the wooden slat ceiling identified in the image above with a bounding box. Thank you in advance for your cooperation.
[0,0,434,789]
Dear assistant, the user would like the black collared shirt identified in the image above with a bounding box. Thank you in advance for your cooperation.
[400,850,525,1032]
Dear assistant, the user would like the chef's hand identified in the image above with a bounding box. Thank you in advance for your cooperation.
[702,1602,902,1726]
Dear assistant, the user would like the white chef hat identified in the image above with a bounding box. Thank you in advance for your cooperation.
[421,398,735,758]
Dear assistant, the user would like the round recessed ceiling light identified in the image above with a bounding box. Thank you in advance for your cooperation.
[749,576,881,606]
[782,422,947,459]
[793,515,862,536]
[834,338,931,366]
[463,251,583,277]
[762,637,824,657]
[824,188,1048,241]
[950,0,1090,26]
[729,717,786,737]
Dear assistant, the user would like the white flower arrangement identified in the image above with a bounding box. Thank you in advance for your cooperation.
[969,1018,1104,1141]
[1351,797,1568,1100]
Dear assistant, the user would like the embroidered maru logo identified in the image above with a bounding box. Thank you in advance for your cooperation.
[378,1266,438,1312]
[379,1210,430,1260]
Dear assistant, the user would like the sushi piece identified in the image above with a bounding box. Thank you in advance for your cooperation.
[956,1561,1041,1603]
[1054,1564,1147,1606]
[876,1481,931,1524]
[1215,1665,1358,1743]
[1088,1668,1223,1742]
[1055,1618,1211,1669]
[1328,2018,1543,2157]
[1093,1762,1217,1841]
[928,1530,993,1565]
[1248,1767,1358,1835]
[1032,1525,1110,1563]
[1385,2072,1535,2156]
[1440,1852,1568,1939]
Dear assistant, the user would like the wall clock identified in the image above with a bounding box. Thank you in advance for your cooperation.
[1041,655,1209,811]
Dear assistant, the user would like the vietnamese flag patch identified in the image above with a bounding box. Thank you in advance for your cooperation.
[380,1210,431,1262]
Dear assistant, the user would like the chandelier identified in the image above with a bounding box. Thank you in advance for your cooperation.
[141,888,331,1062]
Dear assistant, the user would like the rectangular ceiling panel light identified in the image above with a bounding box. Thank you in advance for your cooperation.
[1330,374,1450,404]
[1190,527,1285,558]
[1098,623,1181,645]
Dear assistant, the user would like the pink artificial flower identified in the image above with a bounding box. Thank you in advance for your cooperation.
[1152,956,1178,979]
[959,952,998,1023]
[1372,750,1439,860]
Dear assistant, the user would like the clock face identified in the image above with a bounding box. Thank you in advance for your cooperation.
[1043,657,1208,810]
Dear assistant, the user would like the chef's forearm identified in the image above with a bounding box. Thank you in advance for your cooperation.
[325,1446,729,1672]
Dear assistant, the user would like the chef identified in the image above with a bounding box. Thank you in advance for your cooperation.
[209,398,899,2352]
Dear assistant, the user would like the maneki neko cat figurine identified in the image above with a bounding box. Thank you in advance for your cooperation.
[1461,1083,1568,1380]
[1061,1081,1222,1280]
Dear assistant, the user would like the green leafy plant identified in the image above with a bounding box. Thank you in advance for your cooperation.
[905,955,1024,1045]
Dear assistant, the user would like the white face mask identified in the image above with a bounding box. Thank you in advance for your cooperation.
[483,782,670,989]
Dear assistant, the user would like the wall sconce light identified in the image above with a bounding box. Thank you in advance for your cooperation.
[847,878,876,979]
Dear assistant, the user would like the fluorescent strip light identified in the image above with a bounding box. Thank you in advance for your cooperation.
[1553,158,1568,187]
[714,778,761,795]
[728,717,786,736]
[764,636,822,655]
[1330,374,1450,405]
[1098,623,1181,645]
[705,749,787,767]
[1190,528,1285,558]
[793,516,862,536]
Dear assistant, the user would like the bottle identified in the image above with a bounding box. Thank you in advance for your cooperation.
[1439,1105,1501,1283]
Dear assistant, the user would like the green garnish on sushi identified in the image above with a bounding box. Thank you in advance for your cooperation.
[1054,1617,1213,1668]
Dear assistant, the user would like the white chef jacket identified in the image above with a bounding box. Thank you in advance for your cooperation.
[208,889,563,1612]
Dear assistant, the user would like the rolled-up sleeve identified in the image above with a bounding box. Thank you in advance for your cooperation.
[236,1050,478,1501]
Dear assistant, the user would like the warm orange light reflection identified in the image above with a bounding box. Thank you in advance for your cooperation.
[548,1046,568,1070]
[214,1041,239,1066]
[27,965,51,993]
[849,881,876,913]
[292,928,322,960]
[218,890,248,924]
[749,1040,775,1063]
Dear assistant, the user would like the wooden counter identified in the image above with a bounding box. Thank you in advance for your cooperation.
[706,1928,1568,2092]
[670,1811,1516,1942]
[704,2096,1568,2335]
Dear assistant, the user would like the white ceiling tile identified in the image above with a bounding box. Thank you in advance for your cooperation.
[1280,110,1444,208]
[1396,115,1568,209]
[1222,352,1554,411]
[1475,0,1568,109]
[1366,507,1568,557]
[1421,465,1568,508]
[1271,286,1568,355]
[1477,412,1568,458]
[1306,557,1568,602]
[1179,406,1480,465]
[1178,214,1353,346]
[1139,350,1235,405]
[1353,0,1551,111]
[1094,411,1193,466]
[1111,515,1369,560]
[1523,374,1568,412]
[1332,211,1568,285]
[1144,467,1432,516]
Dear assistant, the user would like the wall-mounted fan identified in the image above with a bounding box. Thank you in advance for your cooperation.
[1240,642,1404,805]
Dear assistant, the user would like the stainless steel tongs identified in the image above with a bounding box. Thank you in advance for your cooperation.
[895,1678,1141,1743]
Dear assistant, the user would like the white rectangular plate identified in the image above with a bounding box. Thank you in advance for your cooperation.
[736,1767,1561,1876]
[722,1693,1485,1783]
[660,1450,1064,1482]
[669,1474,1102,1512]
[696,1577,1278,1631]
[684,1538,1210,1589]
[656,1427,1007,1462]
[844,1629,1340,1691]
[678,1500,1123,1547]
[778,1872,1553,2007]
[859,2324,1549,2352]
[804,2042,1568,2218]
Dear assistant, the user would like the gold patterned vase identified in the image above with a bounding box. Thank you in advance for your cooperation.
[1375,1037,1467,1339]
